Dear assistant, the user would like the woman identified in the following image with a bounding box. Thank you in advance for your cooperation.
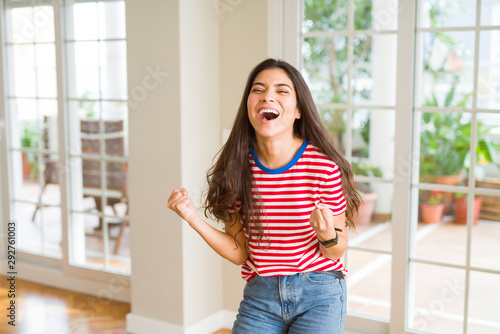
[167,58,361,333]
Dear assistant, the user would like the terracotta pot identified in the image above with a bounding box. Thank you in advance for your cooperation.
[434,174,463,215]
[454,197,482,225]
[22,152,35,179]
[420,203,445,224]
[354,192,378,225]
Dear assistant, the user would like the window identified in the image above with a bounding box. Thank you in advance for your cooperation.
[300,0,500,333]
[3,0,130,276]
[65,0,129,272]
[302,0,397,321]
[5,3,61,257]
[411,1,500,333]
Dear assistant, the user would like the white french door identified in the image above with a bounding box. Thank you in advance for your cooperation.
[1,0,131,287]
[293,0,500,333]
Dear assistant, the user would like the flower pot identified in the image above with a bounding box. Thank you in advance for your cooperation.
[454,197,482,225]
[420,203,445,224]
[354,192,378,225]
[434,174,462,215]
[22,152,36,179]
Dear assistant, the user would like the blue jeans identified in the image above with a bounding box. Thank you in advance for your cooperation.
[232,272,347,334]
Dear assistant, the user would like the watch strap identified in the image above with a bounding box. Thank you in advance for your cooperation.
[318,228,343,248]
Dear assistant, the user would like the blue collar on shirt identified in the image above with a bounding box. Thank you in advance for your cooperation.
[250,139,309,174]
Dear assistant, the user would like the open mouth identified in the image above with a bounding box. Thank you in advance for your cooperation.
[258,108,279,121]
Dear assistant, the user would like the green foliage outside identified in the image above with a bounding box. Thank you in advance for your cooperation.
[303,0,372,153]
[303,0,499,184]
[21,121,40,179]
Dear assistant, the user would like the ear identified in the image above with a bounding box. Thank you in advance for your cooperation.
[296,109,301,119]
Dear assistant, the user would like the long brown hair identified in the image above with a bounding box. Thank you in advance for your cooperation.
[204,58,361,247]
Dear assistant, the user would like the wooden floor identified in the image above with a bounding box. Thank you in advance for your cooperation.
[0,276,131,333]
[0,276,232,333]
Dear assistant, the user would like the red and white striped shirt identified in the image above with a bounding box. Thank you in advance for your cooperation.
[235,140,347,281]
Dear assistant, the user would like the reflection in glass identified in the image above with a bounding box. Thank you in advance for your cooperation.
[11,44,36,97]
[98,1,127,39]
[481,0,500,26]
[8,7,34,43]
[35,44,57,98]
[408,263,465,333]
[33,6,55,43]
[478,31,500,109]
[417,0,476,28]
[303,37,348,104]
[354,34,397,106]
[100,41,127,100]
[71,1,99,41]
[302,0,349,33]
[70,41,100,99]
[416,32,475,108]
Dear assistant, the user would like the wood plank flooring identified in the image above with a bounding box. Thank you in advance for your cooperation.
[0,276,130,333]
[0,276,232,333]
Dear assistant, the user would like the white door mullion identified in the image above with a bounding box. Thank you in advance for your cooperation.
[53,0,71,267]
[345,0,354,162]
[463,3,483,332]
[0,1,12,259]
[96,8,110,268]
[391,0,417,333]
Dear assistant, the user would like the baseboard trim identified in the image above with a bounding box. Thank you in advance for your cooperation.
[223,310,237,329]
[127,313,184,334]
[127,309,238,334]
[8,261,130,303]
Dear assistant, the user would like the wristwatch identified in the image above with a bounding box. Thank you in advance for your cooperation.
[318,228,343,248]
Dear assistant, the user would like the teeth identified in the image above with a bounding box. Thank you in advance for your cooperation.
[258,109,279,116]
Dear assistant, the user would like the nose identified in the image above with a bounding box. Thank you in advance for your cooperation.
[263,93,275,102]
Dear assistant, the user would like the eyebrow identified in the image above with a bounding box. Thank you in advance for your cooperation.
[252,82,293,90]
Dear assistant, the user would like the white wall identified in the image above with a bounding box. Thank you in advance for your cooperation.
[126,0,272,331]
[126,0,222,332]
[219,0,270,312]
[126,0,184,326]
[179,0,223,327]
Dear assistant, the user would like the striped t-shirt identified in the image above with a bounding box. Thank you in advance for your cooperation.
[236,139,347,281]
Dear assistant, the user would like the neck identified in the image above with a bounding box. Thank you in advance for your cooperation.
[254,134,304,170]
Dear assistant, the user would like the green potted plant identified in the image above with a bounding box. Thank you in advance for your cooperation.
[352,160,382,225]
[420,190,445,224]
[419,78,498,214]
[20,121,39,179]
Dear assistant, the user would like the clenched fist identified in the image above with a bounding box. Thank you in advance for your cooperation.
[167,188,199,224]
[309,203,337,242]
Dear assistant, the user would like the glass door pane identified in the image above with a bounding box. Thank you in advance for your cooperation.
[6,4,62,258]
[411,1,500,333]
[66,0,130,274]
[302,0,398,321]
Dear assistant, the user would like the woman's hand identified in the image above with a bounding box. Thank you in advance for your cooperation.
[167,188,199,224]
[309,203,337,242]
